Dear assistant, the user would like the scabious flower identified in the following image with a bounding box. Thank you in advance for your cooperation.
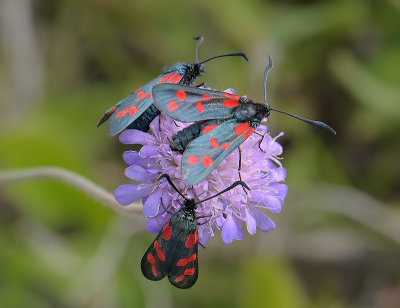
[115,91,288,245]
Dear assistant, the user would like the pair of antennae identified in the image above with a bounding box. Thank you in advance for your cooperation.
[158,174,250,206]
[263,56,336,134]
[194,36,248,65]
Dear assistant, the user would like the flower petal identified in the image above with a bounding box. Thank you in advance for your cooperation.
[143,189,162,217]
[139,145,160,157]
[125,165,158,183]
[221,213,244,245]
[114,184,152,205]
[198,225,213,245]
[119,129,156,145]
[149,116,160,134]
[248,184,287,212]
[251,208,275,232]
[122,151,158,169]
[245,208,257,235]
[146,215,170,234]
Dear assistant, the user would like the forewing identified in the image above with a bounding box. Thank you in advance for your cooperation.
[104,72,184,136]
[181,119,256,185]
[141,220,175,281]
[152,84,240,122]
[167,220,199,289]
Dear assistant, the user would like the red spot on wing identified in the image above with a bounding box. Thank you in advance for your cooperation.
[161,73,174,83]
[107,106,117,114]
[128,105,138,116]
[169,74,182,84]
[177,258,188,266]
[194,230,198,244]
[163,225,172,240]
[176,253,197,267]
[133,87,141,93]
[223,98,239,108]
[244,127,255,140]
[137,91,146,99]
[175,275,185,283]
[167,100,178,112]
[222,143,229,150]
[176,90,186,101]
[116,109,128,119]
[234,123,250,135]
[184,268,196,276]
[147,253,155,264]
[196,101,204,113]
[202,94,210,100]
[152,265,157,276]
[210,138,219,148]
[224,93,240,100]
[202,125,218,135]
[187,156,199,165]
[147,253,157,277]
[185,234,195,248]
[154,240,165,262]
[202,156,213,167]
[162,221,170,231]
[146,93,152,99]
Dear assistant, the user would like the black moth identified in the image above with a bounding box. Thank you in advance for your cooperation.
[141,174,249,289]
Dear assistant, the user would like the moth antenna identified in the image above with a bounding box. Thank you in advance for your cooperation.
[264,56,273,106]
[263,56,336,134]
[194,36,204,63]
[200,52,248,64]
[158,174,189,201]
[270,108,336,134]
[195,181,250,205]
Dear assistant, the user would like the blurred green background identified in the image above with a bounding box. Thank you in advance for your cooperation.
[1,0,399,307]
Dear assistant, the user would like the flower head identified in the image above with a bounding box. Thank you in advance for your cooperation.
[115,93,287,245]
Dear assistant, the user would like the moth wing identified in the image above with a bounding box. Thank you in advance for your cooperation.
[181,119,255,185]
[152,84,240,122]
[100,72,184,136]
[141,220,175,281]
[167,220,199,289]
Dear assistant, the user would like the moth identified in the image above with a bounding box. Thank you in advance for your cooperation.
[97,37,247,135]
[152,57,336,185]
[141,174,249,288]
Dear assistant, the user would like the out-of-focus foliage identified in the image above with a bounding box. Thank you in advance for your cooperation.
[0,0,399,307]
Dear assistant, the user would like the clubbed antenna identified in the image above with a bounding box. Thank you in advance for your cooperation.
[263,56,336,134]
[270,108,336,134]
[200,52,248,64]
[194,36,204,63]
[264,56,273,105]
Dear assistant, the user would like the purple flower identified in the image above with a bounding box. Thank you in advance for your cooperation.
[115,92,288,245]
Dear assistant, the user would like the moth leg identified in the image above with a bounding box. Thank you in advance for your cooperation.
[197,215,213,226]
[160,198,173,215]
[238,146,248,194]
[173,120,180,128]
[195,82,205,88]
[253,131,267,153]
[198,241,206,249]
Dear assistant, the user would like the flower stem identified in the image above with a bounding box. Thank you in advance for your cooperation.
[0,166,142,215]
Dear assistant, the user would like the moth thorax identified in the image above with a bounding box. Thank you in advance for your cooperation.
[234,99,258,122]
[162,62,186,75]
[184,63,204,83]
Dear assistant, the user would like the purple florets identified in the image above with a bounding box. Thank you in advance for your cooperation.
[115,94,287,245]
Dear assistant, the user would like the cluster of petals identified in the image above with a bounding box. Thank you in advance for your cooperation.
[115,92,287,245]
